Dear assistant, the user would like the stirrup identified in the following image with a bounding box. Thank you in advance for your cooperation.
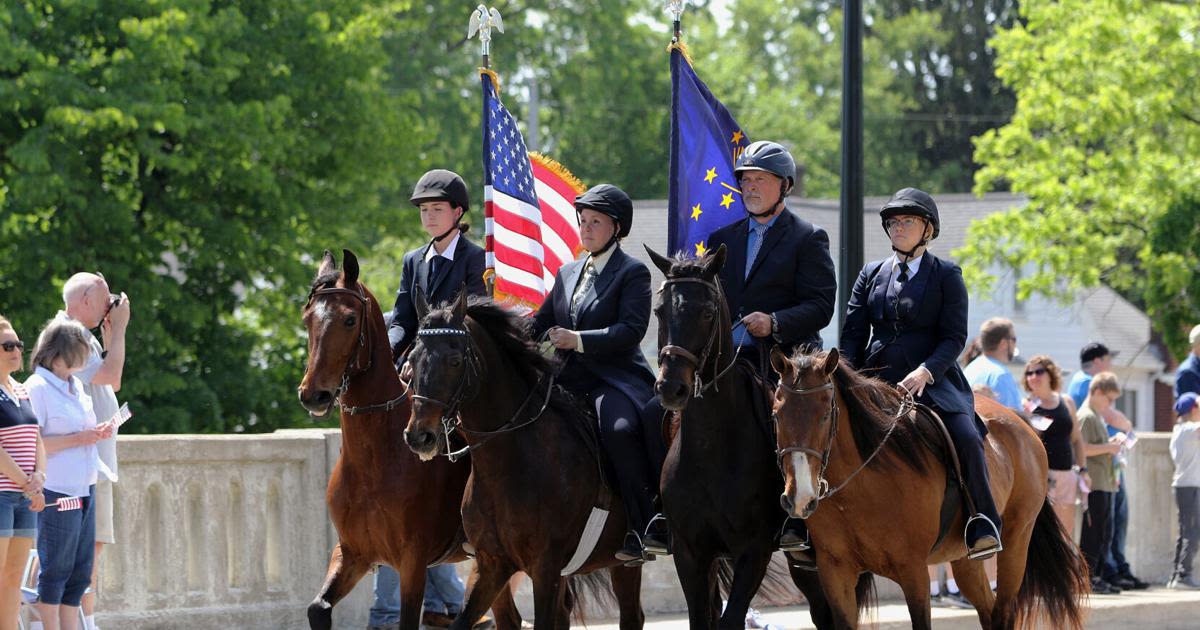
[777,519,811,552]
[615,531,649,567]
[643,513,671,556]
[964,514,1003,560]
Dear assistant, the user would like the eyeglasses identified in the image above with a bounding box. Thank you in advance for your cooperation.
[884,217,923,231]
[1025,367,1048,377]
[1,341,24,352]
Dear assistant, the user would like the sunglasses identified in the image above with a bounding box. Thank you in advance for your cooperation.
[1025,367,1048,377]
[1,341,24,352]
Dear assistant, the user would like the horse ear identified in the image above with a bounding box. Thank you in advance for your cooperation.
[414,285,431,320]
[318,249,337,277]
[769,346,792,380]
[342,249,360,286]
[450,283,468,325]
[822,347,841,377]
[701,244,727,279]
[644,245,674,276]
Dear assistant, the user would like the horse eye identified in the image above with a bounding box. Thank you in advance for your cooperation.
[448,355,462,367]
[701,307,715,321]
[344,315,356,327]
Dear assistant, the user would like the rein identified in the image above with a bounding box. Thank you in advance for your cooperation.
[307,284,409,415]
[774,374,914,508]
[412,326,555,462]
[656,276,742,397]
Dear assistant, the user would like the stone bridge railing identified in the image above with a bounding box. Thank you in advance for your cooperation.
[94,429,1183,629]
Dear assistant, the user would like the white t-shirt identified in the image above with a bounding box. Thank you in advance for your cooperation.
[1170,421,1200,488]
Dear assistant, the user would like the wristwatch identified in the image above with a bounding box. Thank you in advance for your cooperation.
[770,313,781,341]
[1072,465,1088,473]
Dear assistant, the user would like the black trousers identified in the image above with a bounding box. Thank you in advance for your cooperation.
[588,385,666,535]
[941,409,1003,542]
[1081,490,1115,579]
[1174,486,1200,580]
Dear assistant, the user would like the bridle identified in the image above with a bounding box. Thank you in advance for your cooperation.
[774,368,914,510]
[411,325,554,462]
[656,276,742,397]
[305,284,408,415]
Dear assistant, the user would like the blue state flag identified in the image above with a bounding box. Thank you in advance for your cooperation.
[668,47,751,257]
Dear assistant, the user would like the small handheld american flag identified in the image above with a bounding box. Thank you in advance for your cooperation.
[56,496,83,511]
[110,402,132,428]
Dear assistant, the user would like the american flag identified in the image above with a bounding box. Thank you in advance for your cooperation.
[56,496,82,511]
[481,71,584,309]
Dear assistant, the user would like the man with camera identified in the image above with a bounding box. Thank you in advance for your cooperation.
[61,272,130,630]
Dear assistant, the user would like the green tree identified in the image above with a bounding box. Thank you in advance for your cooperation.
[0,0,415,432]
[959,0,1200,355]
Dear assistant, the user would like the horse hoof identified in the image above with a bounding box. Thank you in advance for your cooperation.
[307,599,333,630]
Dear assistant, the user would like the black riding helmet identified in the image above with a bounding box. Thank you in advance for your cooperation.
[880,187,940,258]
[575,184,633,239]
[733,141,796,217]
[410,169,470,213]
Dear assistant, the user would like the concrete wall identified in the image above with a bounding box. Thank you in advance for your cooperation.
[94,429,1183,629]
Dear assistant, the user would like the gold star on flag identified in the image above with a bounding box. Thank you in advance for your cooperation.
[691,204,702,221]
[695,241,707,256]
[720,192,734,209]
[731,130,744,144]
[704,167,717,184]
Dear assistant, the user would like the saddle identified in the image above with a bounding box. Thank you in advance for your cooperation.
[915,403,989,552]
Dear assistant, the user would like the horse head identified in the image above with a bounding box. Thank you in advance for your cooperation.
[404,288,475,461]
[298,249,373,417]
[646,244,729,411]
[771,346,840,519]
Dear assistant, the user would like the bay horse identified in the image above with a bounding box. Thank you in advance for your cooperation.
[403,291,645,630]
[297,249,519,630]
[770,346,1089,629]
[645,245,859,630]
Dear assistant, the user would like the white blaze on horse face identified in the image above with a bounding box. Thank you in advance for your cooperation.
[789,452,817,517]
[312,299,335,323]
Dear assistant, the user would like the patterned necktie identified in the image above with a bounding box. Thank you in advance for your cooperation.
[745,223,768,279]
[570,262,597,325]
[898,261,910,284]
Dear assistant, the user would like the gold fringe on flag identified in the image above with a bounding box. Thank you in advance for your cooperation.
[479,67,501,93]
[528,152,586,195]
[666,40,694,67]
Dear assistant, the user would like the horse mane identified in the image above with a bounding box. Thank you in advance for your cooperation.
[421,296,554,385]
[793,350,939,471]
[310,270,341,294]
[656,254,733,368]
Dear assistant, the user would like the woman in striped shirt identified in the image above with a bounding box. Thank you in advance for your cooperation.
[0,315,46,630]
[24,318,110,630]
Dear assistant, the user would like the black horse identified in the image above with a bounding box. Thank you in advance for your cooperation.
[646,245,868,630]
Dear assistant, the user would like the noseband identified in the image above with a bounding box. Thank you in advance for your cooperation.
[656,276,741,397]
[306,285,409,415]
[411,326,554,462]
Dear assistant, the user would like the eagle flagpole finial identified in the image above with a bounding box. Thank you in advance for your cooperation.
[468,4,505,69]
[665,0,686,42]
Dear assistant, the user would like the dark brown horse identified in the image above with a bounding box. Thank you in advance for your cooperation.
[403,291,645,630]
[297,250,519,630]
[645,246,857,630]
[771,347,1089,629]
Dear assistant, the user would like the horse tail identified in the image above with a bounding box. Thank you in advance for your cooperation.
[1013,498,1089,629]
[566,570,614,625]
[715,555,800,606]
[855,572,876,619]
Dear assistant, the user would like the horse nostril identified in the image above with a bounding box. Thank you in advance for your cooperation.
[312,390,333,407]
[780,493,794,513]
[404,429,434,450]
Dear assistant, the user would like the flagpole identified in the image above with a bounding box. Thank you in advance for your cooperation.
[667,0,684,43]
[838,0,864,333]
[470,5,505,297]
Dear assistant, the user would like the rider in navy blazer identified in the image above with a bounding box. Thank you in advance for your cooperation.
[388,170,487,367]
[531,184,663,566]
[840,188,1002,561]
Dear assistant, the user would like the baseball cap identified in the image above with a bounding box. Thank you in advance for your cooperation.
[1175,392,1199,416]
[1080,342,1116,364]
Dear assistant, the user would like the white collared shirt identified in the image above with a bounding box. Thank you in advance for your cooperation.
[890,252,924,293]
[567,247,618,353]
[24,366,99,496]
[424,231,461,263]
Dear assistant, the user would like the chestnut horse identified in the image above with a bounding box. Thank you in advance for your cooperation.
[645,246,859,630]
[403,292,645,630]
[297,250,519,630]
[771,347,1089,629]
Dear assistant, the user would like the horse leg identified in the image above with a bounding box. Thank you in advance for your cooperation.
[990,520,1034,630]
[608,564,646,630]
[718,551,772,630]
[949,557,995,629]
[396,554,429,630]
[307,543,372,630]
[449,555,514,630]
[529,568,568,630]
[813,560,863,630]
[672,541,718,630]
[479,566,522,630]
[789,562,835,630]
[895,563,937,630]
